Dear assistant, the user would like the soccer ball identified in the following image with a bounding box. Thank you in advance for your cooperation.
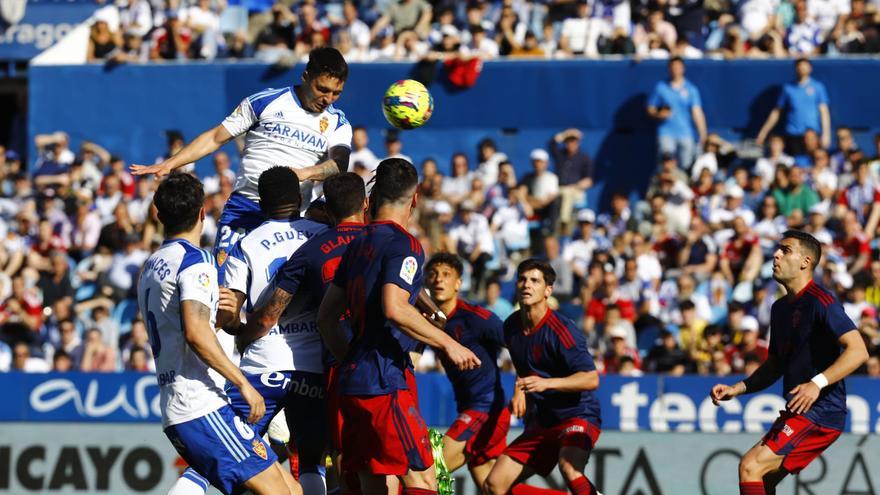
[382,79,434,130]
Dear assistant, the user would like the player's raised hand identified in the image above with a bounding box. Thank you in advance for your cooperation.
[710,383,742,405]
[239,382,266,424]
[443,341,481,371]
[787,382,820,414]
[130,162,172,178]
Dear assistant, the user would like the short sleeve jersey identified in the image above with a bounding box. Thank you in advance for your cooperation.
[647,79,703,140]
[776,78,829,136]
[769,280,856,430]
[442,300,506,413]
[225,217,328,374]
[504,308,601,428]
[137,239,226,428]
[222,87,353,203]
[332,221,425,396]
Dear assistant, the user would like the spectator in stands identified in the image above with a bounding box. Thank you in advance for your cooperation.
[647,56,708,171]
[836,210,871,275]
[52,350,73,372]
[150,10,192,60]
[370,0,433,41]
[186,0,224,59]
[786,0,824,54]
[633,9,678,55]
[87,17,121,62]
[202,151,235,195]
[490,185,531,266]
[441,152,474,207]
[545,236,574,299]
[756,58,831,152]
[719,217,763,284]
[122,319,155,372]
[603,325,642,373]
[79,328,117,372]
[837,159,880,234]
[255,2,297,59]
[446,200,496,298]
[523,148,559,250]
[559,0,611,57]
[678,215,719,281]
[548,128,594,235]
[645,329,691,374]
[724,315,768,372]
[476,138,507,188]
[772,165,819,217]
[755,135,794,188]
[34,131,75,167]
[37,251,73,309]
[495,5,529,56]
[55,318,83,368]
[484,278,514,320]
[563,209,602,284]
[11,342,49,372]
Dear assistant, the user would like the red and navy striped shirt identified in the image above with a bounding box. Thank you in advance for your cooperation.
[769,280,856,431]
[504,308,600,428]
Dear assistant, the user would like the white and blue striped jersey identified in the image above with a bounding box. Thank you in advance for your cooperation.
[225,217,329,374]
[222,87,353,205]
[137,239,226,428]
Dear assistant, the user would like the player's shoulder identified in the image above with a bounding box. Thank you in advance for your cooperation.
[326,104,350,130]
[502,309,521,334]
[246,86,293,115]
[545,310,579,349]
[456,299,497,322]
[802,281,836,309]
[176,240,214,276]
[374,221,424,257]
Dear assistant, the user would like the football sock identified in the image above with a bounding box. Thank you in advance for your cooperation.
[740,482,766,495]
[167,468,209,495]
[566,476,598,495]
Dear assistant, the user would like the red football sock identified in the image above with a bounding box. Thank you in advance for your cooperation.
[402,488,437,495]
[740,482,765,495]
[566,476,598,495]
[511,484,569,495]
[287,443,299,480]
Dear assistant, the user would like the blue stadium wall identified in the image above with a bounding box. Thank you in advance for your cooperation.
[29,59,880,210]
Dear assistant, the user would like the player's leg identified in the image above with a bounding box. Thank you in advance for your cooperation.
[761,468,789,495]
[167,467,210,495]
[468,459,495,492]
[286,371,330,495]
[483,455,535,495]
[466,408,511,490]
[738,442,784,495]
[441,436,467,472]
[242,462,297,495]
[557,446,598,495]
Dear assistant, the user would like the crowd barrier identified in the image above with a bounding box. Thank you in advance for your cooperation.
[0,423,877,494]
[4,372,880,433]
[29,59,880,210]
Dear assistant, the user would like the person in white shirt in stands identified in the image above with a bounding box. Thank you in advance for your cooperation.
[11,342,50,373]
[138,173,296,495]
[559,0,611,58]
[349,126,379,180]
[203,151,236,196]
[132,47,352,285]
[447,200,496,297]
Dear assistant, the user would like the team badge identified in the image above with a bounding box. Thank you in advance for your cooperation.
[198,272,211,288]
[459,413,472,424]
[252,439,268,460]
[400,256,418,284]
[319,116,329,134]
[792,310,801,328]
[217,250,228,266]
[531,344,543,361]
[782,424,794,437]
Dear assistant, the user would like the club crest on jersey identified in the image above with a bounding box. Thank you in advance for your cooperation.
[459,413,473,424]
[217,249,228,266]
[252,439,268,460]
[792,310,801,328]
[782,424,794,437]
[400,256,418,284]
[531,344,543,361]
[319,116,329,134]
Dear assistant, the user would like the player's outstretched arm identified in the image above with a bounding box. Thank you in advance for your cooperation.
[710,354,782,406]
[316,284,351,362]
[518,370,599,394]
[787,329,868,414]
[382,283,480,371]
[240,286,294,344]
[130,124,234,178]
[182,299,265,424]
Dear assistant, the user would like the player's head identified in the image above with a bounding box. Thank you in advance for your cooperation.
[426,253,463,304]
[300,47,347,113]
[369,158,419,217]
[773,230,821,283]
[258,166,301,216]
[153,173,204,236]
[323,172,366,224]
[516,258,556,307]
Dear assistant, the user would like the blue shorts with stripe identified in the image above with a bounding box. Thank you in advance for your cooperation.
[213,192,265,284]
[164,405,277,495]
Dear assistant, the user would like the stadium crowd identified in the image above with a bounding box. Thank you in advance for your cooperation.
[2,78,880,379]
[87,0,880,64]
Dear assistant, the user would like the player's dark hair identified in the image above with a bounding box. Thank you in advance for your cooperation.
[426,253,464,277]
[305,47,348,81]
[782,230,822,269]
[258,166,301,215]
[369,158,419,214]
[154,173,204,236]
[517,258,557,286]
[324,172,365,222]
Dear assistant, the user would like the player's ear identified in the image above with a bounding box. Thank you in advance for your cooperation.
[301,71,309,84]
[410,191,418,209]
[454,276,462,292]
[199,206,206,222]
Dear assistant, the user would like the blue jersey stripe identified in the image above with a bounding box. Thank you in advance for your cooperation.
[248,87,290,118]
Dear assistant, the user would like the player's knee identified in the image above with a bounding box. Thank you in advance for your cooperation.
[738,454,765,481]
[483,471,507,495]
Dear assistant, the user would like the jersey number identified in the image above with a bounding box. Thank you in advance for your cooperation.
[143,288,162,358]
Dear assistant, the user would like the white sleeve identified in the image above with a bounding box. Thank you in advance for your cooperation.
[223,249,249,295]
[329,119,353,149]
[179,262,218,307]
[221,98,258,138]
